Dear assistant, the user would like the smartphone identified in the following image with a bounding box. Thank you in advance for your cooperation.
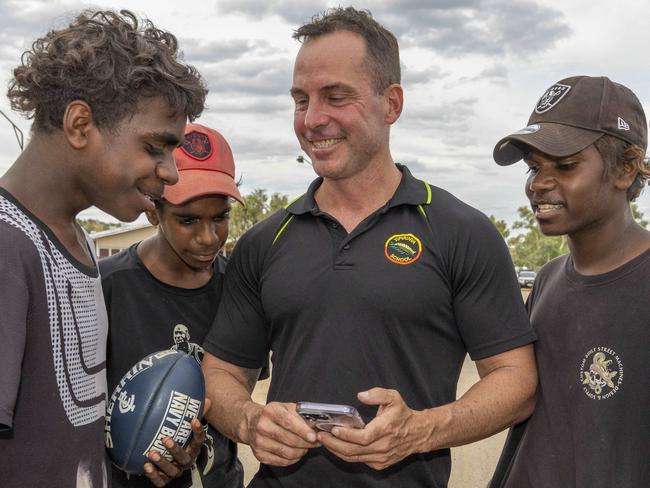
[296,402,365,432]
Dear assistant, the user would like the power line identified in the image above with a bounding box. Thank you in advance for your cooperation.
[0,109,24,151]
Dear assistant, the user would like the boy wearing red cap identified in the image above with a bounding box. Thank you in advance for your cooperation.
[100,124,245,488]
[490,76,650,487]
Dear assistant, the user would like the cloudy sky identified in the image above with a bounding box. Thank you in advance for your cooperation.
[0,0,648,226]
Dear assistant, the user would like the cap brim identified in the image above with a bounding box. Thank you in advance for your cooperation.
[493,123,603,166]
[164,169,244,205]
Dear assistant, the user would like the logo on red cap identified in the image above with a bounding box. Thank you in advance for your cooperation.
[182,131,212,161]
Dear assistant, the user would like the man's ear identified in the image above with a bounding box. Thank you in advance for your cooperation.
[62,100,95,150]
[384,83,403,125]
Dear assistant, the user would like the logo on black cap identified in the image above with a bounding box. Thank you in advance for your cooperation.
[535,83,571,114]
[182,131,212,160]
[617,117,630,131]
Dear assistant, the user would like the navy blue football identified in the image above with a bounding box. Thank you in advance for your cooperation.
[105,350,205,474]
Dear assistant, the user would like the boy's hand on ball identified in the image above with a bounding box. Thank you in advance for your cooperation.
[143,418,204,486]
[143,406,210,487]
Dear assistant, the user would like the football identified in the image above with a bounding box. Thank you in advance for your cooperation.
[105,349,205,474]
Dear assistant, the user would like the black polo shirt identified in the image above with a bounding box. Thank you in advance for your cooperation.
[204,165,534,488]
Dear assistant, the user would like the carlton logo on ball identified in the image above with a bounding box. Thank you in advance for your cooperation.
[118,391,136,414]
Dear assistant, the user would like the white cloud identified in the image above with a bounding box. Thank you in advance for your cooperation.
[0,0,648,227]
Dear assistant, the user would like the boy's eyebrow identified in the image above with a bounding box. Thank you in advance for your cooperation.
[148,131,182,147]
[558,153,584,162]
[173,205,232,218]
[524,151,583,165]
[523,153,538,164]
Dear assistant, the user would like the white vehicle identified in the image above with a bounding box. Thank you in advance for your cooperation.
[518,270,537,288]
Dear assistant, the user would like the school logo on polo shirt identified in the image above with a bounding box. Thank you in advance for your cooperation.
[578,346,624,400]
[385,233,422,265]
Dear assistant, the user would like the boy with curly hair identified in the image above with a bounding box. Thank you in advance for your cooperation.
[0,9,207,487]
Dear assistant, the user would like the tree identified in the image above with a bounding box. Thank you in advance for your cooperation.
[77,218,122,233]
[489,215,510,241]
[631,202,647,228]
[227,189,289,252]
[507,206,568,271]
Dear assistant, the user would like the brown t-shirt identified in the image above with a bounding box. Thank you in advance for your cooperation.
[491,252,650,488]
[0,189,109,487]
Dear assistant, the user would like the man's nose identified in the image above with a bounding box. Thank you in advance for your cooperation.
[303,99,329,130]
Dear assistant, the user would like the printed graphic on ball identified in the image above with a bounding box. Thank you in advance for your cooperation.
[144,389,202,459]
[104,350,205,474]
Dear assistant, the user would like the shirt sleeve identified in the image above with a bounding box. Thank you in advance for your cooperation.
[450,212,536,360]
[99,267,113,319]
[0,227,30,430]
[203,228,271,369]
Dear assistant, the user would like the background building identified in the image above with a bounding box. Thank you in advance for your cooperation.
[90,223,155,258]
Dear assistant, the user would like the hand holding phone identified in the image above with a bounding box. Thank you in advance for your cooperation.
[296,402,365,432]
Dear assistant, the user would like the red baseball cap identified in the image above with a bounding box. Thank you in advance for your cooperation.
[164,123,244,205]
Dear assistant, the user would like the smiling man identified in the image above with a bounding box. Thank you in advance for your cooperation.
[490,76,650,487]
[202,7,537,488]
[0,10,206,488]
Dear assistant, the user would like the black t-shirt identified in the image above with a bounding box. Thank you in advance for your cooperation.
[100,244,243,488]
[0,189,109,488]
[491,251,650,488]
[204,165,535,488]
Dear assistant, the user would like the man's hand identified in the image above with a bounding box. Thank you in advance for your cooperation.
[245,401,320,467]
[143,399,211,487]
[318,388,429,470]
[319,345,537,472]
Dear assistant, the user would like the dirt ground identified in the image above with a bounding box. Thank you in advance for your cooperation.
[237,289,531,486]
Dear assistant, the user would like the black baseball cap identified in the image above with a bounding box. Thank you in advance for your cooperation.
[493,76,648,165]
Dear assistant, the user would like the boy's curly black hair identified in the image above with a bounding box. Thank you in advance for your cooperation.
[7,9,207,132]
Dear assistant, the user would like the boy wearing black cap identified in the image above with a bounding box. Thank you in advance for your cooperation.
[0,10,206,488]
[100,124,246,488]
[491,76,650,487]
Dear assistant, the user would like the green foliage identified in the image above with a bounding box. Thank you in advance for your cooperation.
[506,207,568,271]
[229,189,289,244]
[489,215,510,241]
[77,218,121,233]
[631,203,648,228]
